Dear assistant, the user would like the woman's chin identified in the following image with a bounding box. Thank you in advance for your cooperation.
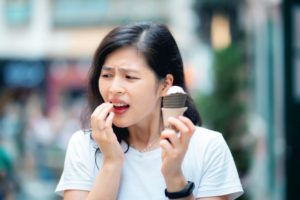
[113,122,129,128]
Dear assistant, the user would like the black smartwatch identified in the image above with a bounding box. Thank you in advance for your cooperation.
[164,181,195,199]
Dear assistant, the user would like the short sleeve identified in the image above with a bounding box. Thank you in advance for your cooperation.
[196,134,243,199]
[55,131,95,196]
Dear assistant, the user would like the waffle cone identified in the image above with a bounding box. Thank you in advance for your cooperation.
[163,93,187,108]
[161,107,187,129]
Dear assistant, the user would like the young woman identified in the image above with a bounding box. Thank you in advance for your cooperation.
[55,23,243,200]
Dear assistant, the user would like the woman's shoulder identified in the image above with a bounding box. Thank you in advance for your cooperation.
[68,129,89,141]
[189,126,226,151]
[67,129,96,149]
[192,126,223,141]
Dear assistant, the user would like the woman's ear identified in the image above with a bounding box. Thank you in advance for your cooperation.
[160,74,173,96]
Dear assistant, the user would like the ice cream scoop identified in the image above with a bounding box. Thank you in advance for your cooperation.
[166,85,185,95]
[162,86,187,129]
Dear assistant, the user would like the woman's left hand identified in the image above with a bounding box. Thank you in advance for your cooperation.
[160,115,195,190]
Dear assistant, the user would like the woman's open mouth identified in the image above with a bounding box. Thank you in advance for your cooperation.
[112,103,130,114]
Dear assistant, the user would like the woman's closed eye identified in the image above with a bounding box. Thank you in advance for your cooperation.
[125,75,139,80]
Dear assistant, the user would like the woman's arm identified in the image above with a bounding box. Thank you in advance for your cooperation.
[64,103,124,200]
[87,162,123,200]
[160,116,195,200]
[64,161,123,200]
[64,190,89,200]
[160,117,231,200]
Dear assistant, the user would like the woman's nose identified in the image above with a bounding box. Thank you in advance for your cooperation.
[109,78,125,94]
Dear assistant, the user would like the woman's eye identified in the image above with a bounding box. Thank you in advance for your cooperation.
[125,75,138,80]
[101,74,112,78]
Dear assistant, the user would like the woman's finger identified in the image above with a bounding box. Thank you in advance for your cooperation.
[91,103,113,130]
[91,102,110,117]
[105,112,115,129]
[167,117,188,133]
[160,139,173,155]
[91,103,107,128]
[167,117,189,142]
[97,103,113,121]
[160,129,180,148]
[179,116,195,143]
[178,116,195,134]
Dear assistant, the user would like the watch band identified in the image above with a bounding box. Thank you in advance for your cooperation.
[164,181,195,199]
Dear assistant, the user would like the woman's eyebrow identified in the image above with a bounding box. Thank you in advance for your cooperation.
[102,66,113,71]
[119,67,139,74]
[102,66,139,74]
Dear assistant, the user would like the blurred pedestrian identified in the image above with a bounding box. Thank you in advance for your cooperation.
[0,146,16,200]
[55,22,243,199]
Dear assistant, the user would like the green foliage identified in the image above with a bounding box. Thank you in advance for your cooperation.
[195,44,252,199]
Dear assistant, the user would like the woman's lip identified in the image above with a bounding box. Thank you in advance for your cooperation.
[109,99,128,105]
[108,99,129,115]
[113,106,129,115]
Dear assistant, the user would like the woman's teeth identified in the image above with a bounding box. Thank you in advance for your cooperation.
[113,103,127,107]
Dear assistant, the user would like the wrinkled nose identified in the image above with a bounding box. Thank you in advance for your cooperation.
[109,78,125,95]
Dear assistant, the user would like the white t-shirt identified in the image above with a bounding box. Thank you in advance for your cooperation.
[55,127,243,199]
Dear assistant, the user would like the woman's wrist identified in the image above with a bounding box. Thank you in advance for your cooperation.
[102,158,124,172]
[164,174,195,199]
[165,181,195,199]
[164,173,188,192]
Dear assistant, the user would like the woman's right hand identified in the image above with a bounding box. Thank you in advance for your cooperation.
[91,102,125,165]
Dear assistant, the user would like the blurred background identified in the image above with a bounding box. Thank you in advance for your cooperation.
[0,0,299,199]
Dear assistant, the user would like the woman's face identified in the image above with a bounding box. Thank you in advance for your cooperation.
[99,47,163,128]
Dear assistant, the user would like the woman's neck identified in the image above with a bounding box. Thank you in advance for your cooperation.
[128,110,163,147]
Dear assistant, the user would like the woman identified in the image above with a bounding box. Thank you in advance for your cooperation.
[55,23,243,200]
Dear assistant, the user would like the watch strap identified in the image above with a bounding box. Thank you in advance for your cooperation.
[164,181,195,199]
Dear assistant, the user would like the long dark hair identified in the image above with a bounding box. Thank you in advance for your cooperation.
[82,22,202,146]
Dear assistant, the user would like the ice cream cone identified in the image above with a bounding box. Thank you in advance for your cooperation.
[161,107,187,129]
[161,86,188,130]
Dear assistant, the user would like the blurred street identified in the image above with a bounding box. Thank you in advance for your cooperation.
[0,0,299,200]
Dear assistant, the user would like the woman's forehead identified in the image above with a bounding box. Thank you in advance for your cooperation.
[103,47,149,70]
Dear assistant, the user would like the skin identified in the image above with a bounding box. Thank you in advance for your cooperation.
[64,47,229,200]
